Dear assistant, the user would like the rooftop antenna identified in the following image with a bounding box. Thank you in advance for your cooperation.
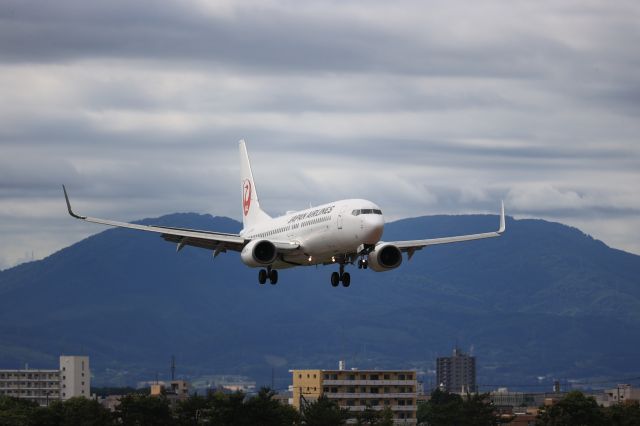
[171,355,176,381]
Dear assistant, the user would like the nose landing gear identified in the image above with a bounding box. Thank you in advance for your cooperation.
[357,257,368,269]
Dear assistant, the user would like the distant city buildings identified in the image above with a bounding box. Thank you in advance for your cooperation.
[596,384,640,407]
[0,355,90,406]
[290,362,418,424]
[436,347,476,393]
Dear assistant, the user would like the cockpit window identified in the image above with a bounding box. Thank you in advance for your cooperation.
[352,209,382,216]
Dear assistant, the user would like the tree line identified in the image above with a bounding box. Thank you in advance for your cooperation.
[0,387,393,426]
[2,387,639,425]
[419,389,640,425]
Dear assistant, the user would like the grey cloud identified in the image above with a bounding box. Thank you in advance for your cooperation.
[0,0,639,267]
[0,0,614,80]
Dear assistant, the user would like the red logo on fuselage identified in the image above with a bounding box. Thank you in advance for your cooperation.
[243,179,252,216]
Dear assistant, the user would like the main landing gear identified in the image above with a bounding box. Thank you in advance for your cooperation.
[331,264,351,288]
[258,266,278,285]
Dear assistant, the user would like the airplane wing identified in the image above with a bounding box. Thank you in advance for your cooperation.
[62,185,298,255]
[387,202,506,259]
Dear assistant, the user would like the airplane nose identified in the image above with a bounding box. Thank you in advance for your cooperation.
[362,215,384,244]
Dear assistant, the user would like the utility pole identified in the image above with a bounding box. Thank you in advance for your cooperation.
[171,355,176,381]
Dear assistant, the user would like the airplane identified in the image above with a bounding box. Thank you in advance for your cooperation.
[63,140,505,287]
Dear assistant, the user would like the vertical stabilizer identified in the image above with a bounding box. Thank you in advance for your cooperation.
[239,140,271,229]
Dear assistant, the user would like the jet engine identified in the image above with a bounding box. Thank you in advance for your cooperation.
[240,239,277,267]
[367,243,403,272]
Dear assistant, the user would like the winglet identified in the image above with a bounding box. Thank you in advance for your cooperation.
[497,200,506,234]
[62,185,86,219]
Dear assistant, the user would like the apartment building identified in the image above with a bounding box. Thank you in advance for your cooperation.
[291,364,417,424]
[0,355,90,405]
[436,347,476,393]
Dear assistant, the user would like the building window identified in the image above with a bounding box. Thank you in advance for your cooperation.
[349,375,355,380]
[371,374,379,380]
[313,374,316,378]
[398,374,405,380]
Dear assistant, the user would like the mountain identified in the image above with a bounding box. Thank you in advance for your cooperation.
[1,213,639,391]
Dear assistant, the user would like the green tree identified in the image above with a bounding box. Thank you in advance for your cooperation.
[205,391,249,426]
[355,404,395,425]
[174,394,209,426]
[460,393,498,426]
[379,406,395,426]
[244,387,300,426]
[301,396,349,426]
[603,401,640,426]
[0,396,40,426]
[418,389,498,426]
[114,394,173,426]
[418,389,465,426]
[536,391,604,426]
[355,404,380,425]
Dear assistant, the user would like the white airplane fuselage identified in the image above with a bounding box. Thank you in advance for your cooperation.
[240,199,384,269]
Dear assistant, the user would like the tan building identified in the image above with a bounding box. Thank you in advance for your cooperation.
[150,379,189,400]
[0,355,89,406]
[291,366,418,424]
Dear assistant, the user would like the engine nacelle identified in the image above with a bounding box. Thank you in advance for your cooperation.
[240,239,277,267]
[367,243,403,272]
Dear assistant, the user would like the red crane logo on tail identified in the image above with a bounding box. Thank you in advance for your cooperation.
[243,179,252,216]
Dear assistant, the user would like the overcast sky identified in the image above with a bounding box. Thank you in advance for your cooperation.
[1,0,639,269]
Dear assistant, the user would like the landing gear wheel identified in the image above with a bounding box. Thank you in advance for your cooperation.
[342,272,351,287]
[358,258,368,269]
[269,269,278,285]
[331,272,340,287]
[258,269,267,285]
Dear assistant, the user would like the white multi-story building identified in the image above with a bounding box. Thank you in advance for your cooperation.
[59,356,90,400]
[290,363,418,424]
[0,355,90,405]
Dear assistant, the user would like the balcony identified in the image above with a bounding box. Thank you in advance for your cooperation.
[323,380,418,386]
[326,393,416,399]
